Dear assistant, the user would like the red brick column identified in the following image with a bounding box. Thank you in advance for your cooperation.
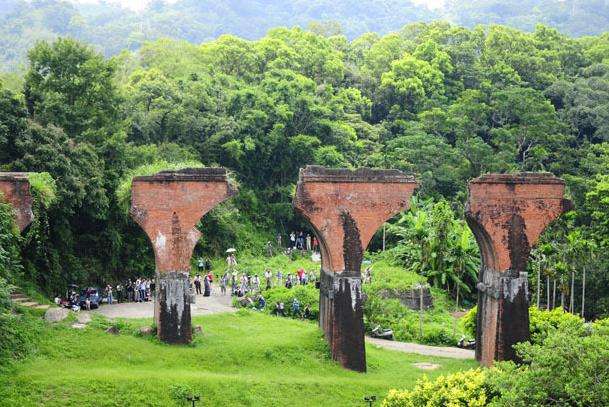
[293,166,418,372]
[0,172,33,232]
[130,168,236,344]
[465,173,571,366]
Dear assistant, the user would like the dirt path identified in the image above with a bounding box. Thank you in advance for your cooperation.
[91,291,473,360]
[92,291,235,319]
[366,336,475,359]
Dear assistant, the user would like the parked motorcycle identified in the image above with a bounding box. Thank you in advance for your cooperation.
[370,325,394,340]
[457,336,476,349]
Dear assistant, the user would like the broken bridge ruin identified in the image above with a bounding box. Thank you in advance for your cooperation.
[293,166,418,372]
[465,173,571,367]
[0,172,34,232]
[130,168,236,344]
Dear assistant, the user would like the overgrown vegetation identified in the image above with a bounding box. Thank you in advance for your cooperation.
[384,321,609,406]
[361,258,464,345]
[461,305,588,344]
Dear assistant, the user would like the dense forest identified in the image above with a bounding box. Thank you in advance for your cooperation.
[2,0,609,72]
[1,21,609,319]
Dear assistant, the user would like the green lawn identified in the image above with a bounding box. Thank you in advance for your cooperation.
[0,311,477,406]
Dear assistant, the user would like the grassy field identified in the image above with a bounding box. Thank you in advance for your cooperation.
[0,310,477,406]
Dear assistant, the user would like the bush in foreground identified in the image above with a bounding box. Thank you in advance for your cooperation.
[382,369,493,407]
[384,323,609,407]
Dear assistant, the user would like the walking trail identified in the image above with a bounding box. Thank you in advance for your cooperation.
[92,290,234,319]
[90,290,474,360]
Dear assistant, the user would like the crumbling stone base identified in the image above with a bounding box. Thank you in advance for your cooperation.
[157,271,192,343]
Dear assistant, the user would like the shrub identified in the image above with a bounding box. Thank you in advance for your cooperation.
[0,279,43,369]
[461,305,477,338]
[382,369,493,407]
[488,327,609,406]
[529,306,586,341]
[115,160,204,213]
[592,317,609,335]
[27,172,57,208]
[460,306,586,344]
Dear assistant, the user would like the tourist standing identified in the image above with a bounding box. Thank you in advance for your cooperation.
[227,252,237,272]
[194,275,202,295]
[276,270,283,287]
[289,232,296,249]
[264,269,272,290]
[312,236,319,253]
[306,234,311,251]
[134,279,141,302]
[106,285,113,305]
[203,274,211,297]
[220,273,228,295]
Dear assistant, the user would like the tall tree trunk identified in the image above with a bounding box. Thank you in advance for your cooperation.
[570,272,575,313]
[546,275,550,311]
[552,279,557,309]
[560,277,565,310]
[536,265,541,309]
[581,266,586,319]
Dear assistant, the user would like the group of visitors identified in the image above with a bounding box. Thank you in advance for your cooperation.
[107,278,155,304]
[272,298,312,319]
[284,231,319,252]
[193,272,214,297]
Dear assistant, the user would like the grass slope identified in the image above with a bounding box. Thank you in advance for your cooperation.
[0,311,476,406]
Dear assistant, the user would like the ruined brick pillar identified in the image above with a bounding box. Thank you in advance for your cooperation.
[293,166,417,372]
[130,168,235,344]
[0,172,34,232]
[465,173,571,366]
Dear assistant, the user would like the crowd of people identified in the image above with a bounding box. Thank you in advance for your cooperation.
[101,278,155,305]
[277,231,319,253]
[203,252,319,298]
[81,231,371,314]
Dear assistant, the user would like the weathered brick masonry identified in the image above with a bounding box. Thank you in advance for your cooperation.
[130,168,235,344]
[293,166,418,372]
[465,173,571,366]
[0,172,34,232]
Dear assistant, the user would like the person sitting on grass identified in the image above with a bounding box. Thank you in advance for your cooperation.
[291,298,300,317]
[274,301,286,316]
[257,295,266,310]
[303,304,311,319]
[285,274,293,289]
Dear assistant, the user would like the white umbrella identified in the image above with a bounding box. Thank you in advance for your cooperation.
[226,248,237,253]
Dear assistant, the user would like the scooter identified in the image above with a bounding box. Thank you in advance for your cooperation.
[457,336,476,349]
[371,325,394,340]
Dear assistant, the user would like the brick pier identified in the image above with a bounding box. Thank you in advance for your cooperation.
[465,173,571,366]
[130,168,235,344]
[0,172,34,232]
[293,166,417,372]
